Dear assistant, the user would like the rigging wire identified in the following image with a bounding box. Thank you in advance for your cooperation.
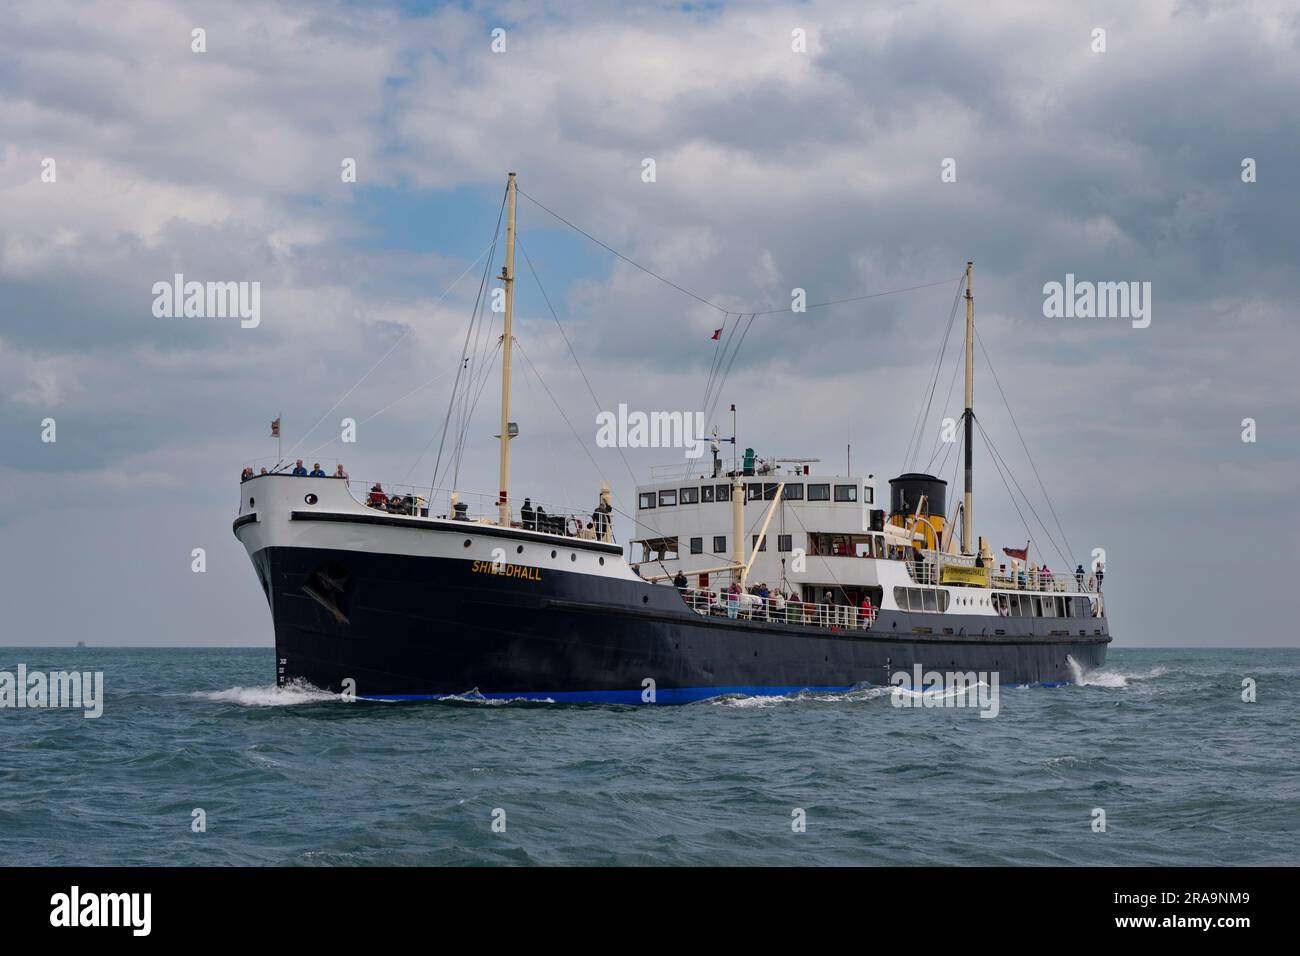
[518,186,958,317]
[902,275,966,473]
[423,184,509,489]
[283,238,498,463]
[974,415,1072,570]
[974,326,1076,562]
[302,365,457,460]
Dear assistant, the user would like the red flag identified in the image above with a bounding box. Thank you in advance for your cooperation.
[1003,542,1029,561]
[270,417,281,438]
[710,328,721,340]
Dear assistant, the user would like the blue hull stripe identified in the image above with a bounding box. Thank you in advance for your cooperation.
[358,681,1070,704]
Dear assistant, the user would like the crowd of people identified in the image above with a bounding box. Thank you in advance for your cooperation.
[992,558,1104,593]
[518,496,615,542]
[672,573,875,629]
[241,461,348,482]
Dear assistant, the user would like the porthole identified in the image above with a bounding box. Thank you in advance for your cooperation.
[249,498,255,507]
[551,550,557,559]
[304,493,318,505]
[642,595,649,604]
[463,539,472,548]
[516,545,524,554]
[599,557,605,565]
[570,553,576,562]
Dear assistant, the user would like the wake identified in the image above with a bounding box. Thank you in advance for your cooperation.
[191,678,338,707]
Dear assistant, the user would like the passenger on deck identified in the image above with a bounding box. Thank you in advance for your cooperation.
[521,498,535,531]
[241,467,254,482]
[309,463,327,477]
[259,467,268,475]
[860,594,874,627]
[535,505,548,533]
[1075,564,1085,589]
[1096,562,1105,590]
[368,483,386,507]
[292,459,308,476]
[674,571,688,594]
[334,464,348,479]
[580,522,596,540]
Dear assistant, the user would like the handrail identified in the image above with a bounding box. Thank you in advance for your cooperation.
[242,469,613,541]
[672,586,876,631]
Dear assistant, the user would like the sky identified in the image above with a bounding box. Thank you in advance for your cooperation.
[1,0,1297,647]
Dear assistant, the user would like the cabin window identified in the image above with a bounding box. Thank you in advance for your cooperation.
[658,489,677,507]
[783,483,803,500]
[893,586,950,612]
[778,534,792,552]
[834,484,858,502]
[808,483,830,501]
[701,486,715,503]
[689,537,703,555]
[751,534,767,552]
[746,483,763,501]
[638,492,656,510]
[763,482,779,500]
[713,535,727,554]
[679,487,699,504]
[716,484,731,502]
[864,486,874,504]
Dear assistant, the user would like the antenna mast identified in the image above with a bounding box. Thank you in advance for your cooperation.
[961,260,974,555]
[497,172,518,527]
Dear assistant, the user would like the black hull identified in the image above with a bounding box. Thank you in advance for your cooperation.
[248,544,1111,703]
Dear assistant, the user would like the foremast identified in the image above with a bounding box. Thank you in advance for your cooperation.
[497,172,518,526]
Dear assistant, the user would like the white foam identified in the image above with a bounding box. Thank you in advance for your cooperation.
[192,679,337,707]
[1067,655,1166,688]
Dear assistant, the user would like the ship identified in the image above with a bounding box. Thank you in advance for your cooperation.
[233,173,1110,702]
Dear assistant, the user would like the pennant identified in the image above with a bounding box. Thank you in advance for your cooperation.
[270,417,281,438]
[710,328,722,340]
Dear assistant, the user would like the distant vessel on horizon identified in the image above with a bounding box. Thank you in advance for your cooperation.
[233,173,1110,702]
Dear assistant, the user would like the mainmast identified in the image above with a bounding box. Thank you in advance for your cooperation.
[497,172,518,527]
[961,260,973,555]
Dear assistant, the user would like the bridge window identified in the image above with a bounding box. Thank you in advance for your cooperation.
[808,483,830,501]
[834,484,858,502]
[716,484,731,502]
[658,489,677,507]
[701,485,715,503]
[679,487,699,504]
[638,492,656,509]
[783,483,803,500]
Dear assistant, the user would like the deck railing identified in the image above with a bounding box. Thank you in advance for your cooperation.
[675,587,876,631]
[241,467,613,541]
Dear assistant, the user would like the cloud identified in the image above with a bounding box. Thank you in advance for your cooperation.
[0,0,1295,644]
